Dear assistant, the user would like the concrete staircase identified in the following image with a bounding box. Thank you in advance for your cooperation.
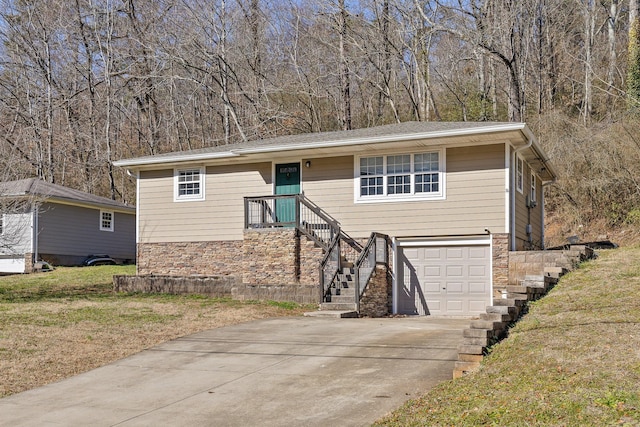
[454,245,596,378]
[306,266,359,318]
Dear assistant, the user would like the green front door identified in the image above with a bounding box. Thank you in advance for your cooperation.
[275,163,301,225]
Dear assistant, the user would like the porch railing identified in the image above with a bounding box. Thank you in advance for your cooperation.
[354,232,389,312]
[244,194,387,308]
[245,194,340,249]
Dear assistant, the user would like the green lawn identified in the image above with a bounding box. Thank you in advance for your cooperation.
[375,247,640,426]
[0,265,312,397]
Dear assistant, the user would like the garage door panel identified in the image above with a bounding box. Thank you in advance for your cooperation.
[468,247,488,258]
[397,244,490,316]
[423,281,441,293]
[446,248,463,259]
[469,265,488,277]
[446,265,463,277]
[469,300,488,312]
[424,248,442,259]
[446,281,463,293]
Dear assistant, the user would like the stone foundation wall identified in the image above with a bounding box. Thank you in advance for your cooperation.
[137,241,243,276]
[242,229,298,285]
[114,275,317,305]
[234,284,318,304]
[114,274,238,297]
[299,236,324,286]
[359,265,391,317]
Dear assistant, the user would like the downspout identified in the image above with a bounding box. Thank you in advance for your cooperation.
[511,137,533,251]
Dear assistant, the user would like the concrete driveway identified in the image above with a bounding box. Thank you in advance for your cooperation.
[0,316,468,426]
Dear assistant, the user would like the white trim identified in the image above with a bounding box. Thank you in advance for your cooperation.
[393,236,493,315]
[354,148,446,203]
[504,144,511,234]
[100,210,114,232]
[173,166,206,202]
[395,236,492,247]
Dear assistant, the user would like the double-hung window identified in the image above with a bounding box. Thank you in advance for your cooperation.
[357,150,444,202]
[174,167,205,201]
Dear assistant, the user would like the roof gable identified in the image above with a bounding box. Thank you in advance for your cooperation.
[0,178,135,213]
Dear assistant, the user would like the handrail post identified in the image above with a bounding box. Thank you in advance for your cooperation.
[244,197,249,229]
[295,194,301,229]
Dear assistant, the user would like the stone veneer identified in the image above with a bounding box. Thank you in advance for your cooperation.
[242,229,298,285]
[491,233,510,298]
[137,240,244,276]
[24,252,34,273]
[359,265,391,317]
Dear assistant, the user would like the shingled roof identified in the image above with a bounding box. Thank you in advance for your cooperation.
[0,178,135,212]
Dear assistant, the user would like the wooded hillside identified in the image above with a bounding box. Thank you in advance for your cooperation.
[1,0,639,245]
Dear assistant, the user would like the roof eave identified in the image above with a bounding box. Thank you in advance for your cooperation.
[113,123,531,170]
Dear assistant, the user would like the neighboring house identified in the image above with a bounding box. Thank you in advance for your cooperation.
[0,179,136,273]
[114,121,556,316]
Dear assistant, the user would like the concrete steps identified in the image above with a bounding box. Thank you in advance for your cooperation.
[454,245,597,379]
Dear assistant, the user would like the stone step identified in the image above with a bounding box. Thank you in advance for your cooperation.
[493,298,526,307]
[458,353,484,363]
[463,328,495,339]
[328,286,355,296]
[470,320,507,330]
[329,295,356,304]
[320,302,357,311]
[304,310,358,318]
[457,344,485,355]
[486,305,517,317]
[462,336,496,347]
[479,313,512,322]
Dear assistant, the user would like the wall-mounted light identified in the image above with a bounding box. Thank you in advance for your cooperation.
[305,160,311,168]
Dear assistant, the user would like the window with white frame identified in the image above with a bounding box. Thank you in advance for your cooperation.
[516,156,524,193]
[530,172,537,203]
[100,210,114,232]
[174,167,205,201]
[357,150,444,201]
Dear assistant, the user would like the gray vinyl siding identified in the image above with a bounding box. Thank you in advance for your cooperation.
[37,202,136,259]
[302,144,507,239]
[138,163,272,243]
[0,211,32,255]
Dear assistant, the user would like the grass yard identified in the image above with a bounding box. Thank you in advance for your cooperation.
[0,265,312,398]
[374,246,640,426]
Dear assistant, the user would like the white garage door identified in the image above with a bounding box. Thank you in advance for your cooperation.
[396,244,491,316]
[0,257,26,274]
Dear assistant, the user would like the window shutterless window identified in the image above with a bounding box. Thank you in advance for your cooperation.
[516,156,524,193]
[174,167,205,201]
[530,173,537,203]
[357,150,444,202]
[100,210,114,232]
